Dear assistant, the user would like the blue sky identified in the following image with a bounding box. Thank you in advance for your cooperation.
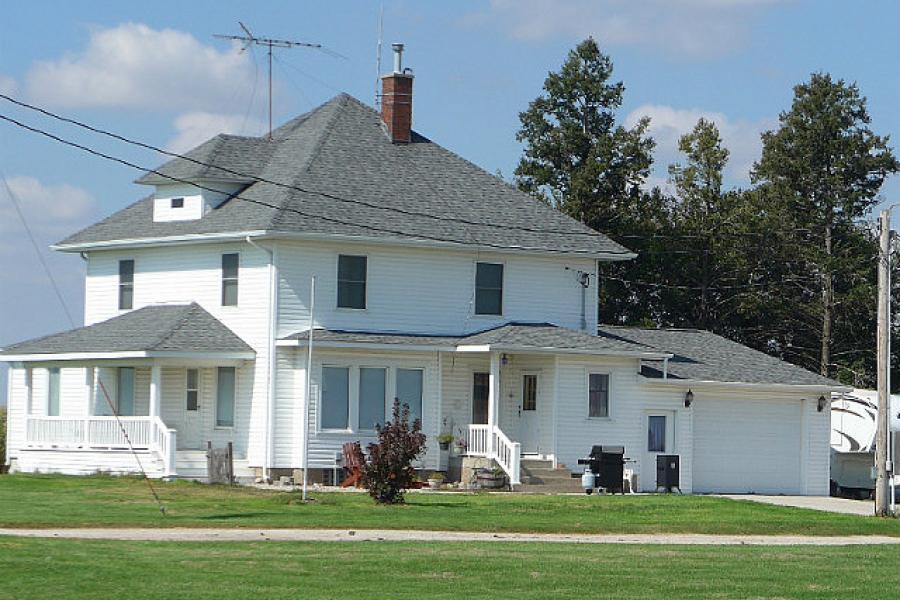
[2,0,899,400]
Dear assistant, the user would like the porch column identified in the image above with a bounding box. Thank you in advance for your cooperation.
[488,352,500,455]
[149,364,161,418]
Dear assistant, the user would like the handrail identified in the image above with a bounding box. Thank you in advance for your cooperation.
[466,424,521,486]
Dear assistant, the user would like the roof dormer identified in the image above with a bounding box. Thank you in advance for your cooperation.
[151,182,242,222]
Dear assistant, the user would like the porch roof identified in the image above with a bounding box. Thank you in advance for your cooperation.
[280,322,671,359]
[0,303,255,362]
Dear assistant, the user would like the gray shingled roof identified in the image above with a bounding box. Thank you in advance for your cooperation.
[597,325,840,387]
[284,322,665,357]
[135,134,277,185]
[0,303,254,357]
[57,94,632,258]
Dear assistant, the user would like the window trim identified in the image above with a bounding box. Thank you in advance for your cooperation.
[215,366,236,428]
[336,254,368,310]
[118,258,135,311]
[221,252,240,307]
[473,261,505,316]
[586,371,611,419]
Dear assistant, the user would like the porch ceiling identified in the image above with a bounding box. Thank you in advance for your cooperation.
[0,303,255,363]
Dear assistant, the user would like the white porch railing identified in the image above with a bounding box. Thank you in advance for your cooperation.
[25,416,177,478]
[466,424,521,486]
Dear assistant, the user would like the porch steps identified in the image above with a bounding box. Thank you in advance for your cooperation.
[517,459,583,494]
[175,450,209,481]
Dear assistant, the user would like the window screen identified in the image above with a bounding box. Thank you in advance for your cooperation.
[321,367,350,429]
[475,262,503,315]
[396,369,423,424]
[358,368,386,431]
[216,367,235,427]
[337,255,367,309]
[117,367,135,416]
[221,254,239,306]
[588,373,609,418]
[48,368,61,416]
[118,260,134,310]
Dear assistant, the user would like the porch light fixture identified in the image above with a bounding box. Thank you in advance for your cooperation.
[501,354,509,366]
[684,389,693,408]
[817,395,827,412]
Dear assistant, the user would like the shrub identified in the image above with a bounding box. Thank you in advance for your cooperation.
[361,399,426,504]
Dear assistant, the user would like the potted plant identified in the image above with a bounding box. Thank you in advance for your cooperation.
[427,472,445,490]
[476,466,506,489]
[437,433,454,451]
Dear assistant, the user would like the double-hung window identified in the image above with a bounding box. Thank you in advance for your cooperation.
[221,253,239,306]
[47,368,61,416]
[117,367,135,416]
[588,373,609,418]
[396,368,423,425]
[216,367,235,427]
[118,259,134,310]
[337,255,367,309]
[475,262,503,315]
[321,366,350,429]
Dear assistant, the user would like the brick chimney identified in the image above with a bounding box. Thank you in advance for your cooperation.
[380,43,413,143]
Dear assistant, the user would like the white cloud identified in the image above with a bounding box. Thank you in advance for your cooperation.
[25,23,258,112]
[166,111,267,153]
[0,176,97,237]
[468,0,788,59]
[625,104,775,187]
[0,74,17,96]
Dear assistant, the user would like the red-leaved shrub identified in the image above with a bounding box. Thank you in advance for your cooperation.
[361,399,426,504]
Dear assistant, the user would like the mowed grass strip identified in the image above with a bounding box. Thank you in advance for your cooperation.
[1,474,898,536]
[1,537,899,599]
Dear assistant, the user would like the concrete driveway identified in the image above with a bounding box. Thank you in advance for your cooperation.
[715,494,874,516]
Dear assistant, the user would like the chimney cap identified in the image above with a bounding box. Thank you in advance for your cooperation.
[391,42,404,73]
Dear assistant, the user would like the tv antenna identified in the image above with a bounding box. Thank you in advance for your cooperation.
[214,22,343,139]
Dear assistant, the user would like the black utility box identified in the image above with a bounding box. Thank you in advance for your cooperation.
[656,454,680,492]
[577,445,625,493]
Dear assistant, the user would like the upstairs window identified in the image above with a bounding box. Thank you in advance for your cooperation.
[221,253,239,306]
[170,197,184,208]
[118,259,134,310]
[337,255,367,309]
[475,262,503,315]
[588,373,610,418]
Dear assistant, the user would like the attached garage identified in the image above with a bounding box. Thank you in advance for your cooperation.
[692,396,804,494]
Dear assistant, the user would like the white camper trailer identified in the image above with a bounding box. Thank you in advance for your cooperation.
[830,389,900,498]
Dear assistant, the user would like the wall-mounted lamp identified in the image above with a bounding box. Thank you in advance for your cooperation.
[501,354,509,366]
[817,396,827,412]
[684,389,694,408]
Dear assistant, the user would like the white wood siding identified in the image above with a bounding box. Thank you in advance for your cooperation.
[277,241,598,337]
[84,242,269,466]
[5,367,27,462]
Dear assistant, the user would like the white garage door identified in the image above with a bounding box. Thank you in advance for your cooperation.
[693,397,803,494]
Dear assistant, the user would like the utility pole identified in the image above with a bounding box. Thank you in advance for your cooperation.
[876,208,893,516]
[214,23,326,139]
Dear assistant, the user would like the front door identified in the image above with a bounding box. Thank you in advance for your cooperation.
[518,373,540,453]
[641,411,675,492]
[181,368,202,449]
[472,372,489,425]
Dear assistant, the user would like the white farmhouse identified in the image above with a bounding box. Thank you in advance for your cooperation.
[1,48,844,494]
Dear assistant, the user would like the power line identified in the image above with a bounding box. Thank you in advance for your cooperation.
[0,92,629,245]
[1,171,76,327]
[0,111,614,255]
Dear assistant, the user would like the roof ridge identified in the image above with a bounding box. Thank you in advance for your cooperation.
[269,94,349,230]
[147,303,200,350]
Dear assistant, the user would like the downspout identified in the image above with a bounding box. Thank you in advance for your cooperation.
[247,236,277,483]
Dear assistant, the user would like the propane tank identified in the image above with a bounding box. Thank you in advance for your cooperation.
[581,467,595,495]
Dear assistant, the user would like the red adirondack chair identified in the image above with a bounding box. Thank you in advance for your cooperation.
[341,442,365,488]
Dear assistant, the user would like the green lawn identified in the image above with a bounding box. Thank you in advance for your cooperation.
[1,537,899,599]
[0,474,898,536]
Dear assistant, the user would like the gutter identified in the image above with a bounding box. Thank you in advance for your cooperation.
[247,235,278,483]
[638,376,851,394]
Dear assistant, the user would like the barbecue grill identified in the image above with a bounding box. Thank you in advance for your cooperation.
[576,445,625,494]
